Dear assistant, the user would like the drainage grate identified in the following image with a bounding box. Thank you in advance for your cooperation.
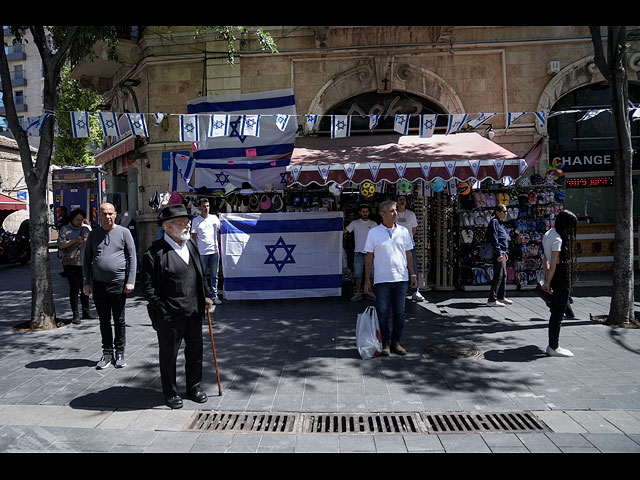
[185,411,297,434]
[302,413,424,434]
[422,411,550,434]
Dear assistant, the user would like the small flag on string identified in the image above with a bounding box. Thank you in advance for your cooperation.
[368,114,380,131]
[98,112,121,137]
[26,114,49,137]
[577,109,607,122]
[154,113,167,126]
[467,112,497,129]
[419,114,437,138]
[275,114,290,131]
[240,114,261,136]
[208,114,229,137]
[305,114,319,131]
[445,114,468,135]
[506,112,527,129]
[125,113,149,137]
[394,114,410,135]
[331,115,351,138]
[70,111,91,138]
[534,111,548,128]
[179,114,200,142]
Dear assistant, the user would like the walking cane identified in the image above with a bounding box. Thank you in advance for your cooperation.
[206,304,223,395]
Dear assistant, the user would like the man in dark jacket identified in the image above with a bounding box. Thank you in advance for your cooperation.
[141,204,213,409]
[486,203,512,307]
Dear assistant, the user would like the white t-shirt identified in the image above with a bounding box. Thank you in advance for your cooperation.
[346,218,378,253]
[363,224,413,284]
[542,228,562,267]
[191,214,220,255]
[396,209,418,247]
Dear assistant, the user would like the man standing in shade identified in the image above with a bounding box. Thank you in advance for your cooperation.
[83,203,136,369]
[363,200,418,356]
[141,204,213,409]
[344,204,377,301]
[191,198,222,305]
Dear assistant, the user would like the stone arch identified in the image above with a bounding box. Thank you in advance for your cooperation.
[306,60,464,121]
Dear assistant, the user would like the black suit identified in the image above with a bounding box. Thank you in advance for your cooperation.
[141,237,209,398]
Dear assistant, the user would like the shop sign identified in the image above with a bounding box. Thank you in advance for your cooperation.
[565,176,613,188]
[551,149,640,172]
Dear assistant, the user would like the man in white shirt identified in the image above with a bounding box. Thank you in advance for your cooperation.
[344,204,377,301]
[363,200,418,356]
[191,198,222,305]
[396,194,426,302]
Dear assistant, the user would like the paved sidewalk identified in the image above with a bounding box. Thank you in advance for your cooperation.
[1,253,640,453]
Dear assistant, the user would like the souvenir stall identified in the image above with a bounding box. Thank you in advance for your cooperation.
[286,132,541,291]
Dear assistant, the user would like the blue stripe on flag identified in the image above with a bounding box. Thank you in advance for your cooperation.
[224,274,342,292]
[196,157,290,170]
[187,94,296,114]
[221,217,343,235]
[193,143,294,160]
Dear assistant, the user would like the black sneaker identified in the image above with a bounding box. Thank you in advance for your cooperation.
[114,352,126,368]
[96,352,113,369]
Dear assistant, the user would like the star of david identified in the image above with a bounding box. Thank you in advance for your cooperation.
[422,118,434,129]
[76,119,86,129]
[280,172,287,184]
[133,120,143,129]
[397,116,406,125]
[244,118,257,128]
[336,120,347,131]
[215,171,230,186]
[229,117,247,143]
[213,120,226,129]
[264,236,296,272]
[185,122,195,133]
[105,119,115,129]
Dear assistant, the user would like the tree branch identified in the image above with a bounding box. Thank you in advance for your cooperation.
[589,26,610,81]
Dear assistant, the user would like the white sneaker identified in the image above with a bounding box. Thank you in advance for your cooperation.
[498,298,513,305]
[546,346,574,357]
[213,297,222,305]
[350,293,363,301]
[412,292,425,302]
[486,300,505,307]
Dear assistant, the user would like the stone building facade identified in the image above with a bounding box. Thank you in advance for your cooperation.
[70,26,640,258]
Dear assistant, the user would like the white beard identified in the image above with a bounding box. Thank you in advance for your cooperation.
[167,223,190,243]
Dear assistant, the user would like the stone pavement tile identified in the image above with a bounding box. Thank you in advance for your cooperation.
[144,431,199,453]
[256,433,297,453]
[545,433,598,453]
[565,411,624,433]
[225,433,262,453]
[583,433,640,453]
[294,434,339,453]
[515,433,562,453]
[338,434,376,452]
[402,434,444,453]
[189,432,233,453]
[1,425,57,452]
[438,433,491,453]
[597,411,640,434]
[535,411,587,433]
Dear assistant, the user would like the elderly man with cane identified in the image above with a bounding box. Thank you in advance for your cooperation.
[141,204,214,409]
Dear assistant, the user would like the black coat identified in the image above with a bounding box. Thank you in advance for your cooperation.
[141,237,208,328]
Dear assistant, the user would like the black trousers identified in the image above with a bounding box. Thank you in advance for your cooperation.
[155,313,204,398]
[549,287,571,349]
[63,265,89,314]
[488,257,507,302]
[92,281,127,353]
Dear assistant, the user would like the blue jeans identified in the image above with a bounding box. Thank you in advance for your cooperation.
[199,252,219,297]
[374,281,409,345]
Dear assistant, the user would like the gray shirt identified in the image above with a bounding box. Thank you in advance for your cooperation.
[83,224,137,286]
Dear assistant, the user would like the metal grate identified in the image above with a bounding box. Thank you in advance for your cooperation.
[302,413,424,434]
[185,411,297,434]
[422,412,550,434]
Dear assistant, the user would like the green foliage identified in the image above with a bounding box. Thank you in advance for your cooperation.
[52,62,104,166]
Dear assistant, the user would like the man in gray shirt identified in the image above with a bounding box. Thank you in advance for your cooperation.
[83,203,137,369]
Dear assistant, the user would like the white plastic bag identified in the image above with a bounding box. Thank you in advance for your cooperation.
[356,306,382,359]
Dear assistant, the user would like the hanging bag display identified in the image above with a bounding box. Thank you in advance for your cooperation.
[355,306,382,359]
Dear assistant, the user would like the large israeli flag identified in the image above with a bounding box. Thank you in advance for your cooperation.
[220,212,344,300]
[187,88,297,191]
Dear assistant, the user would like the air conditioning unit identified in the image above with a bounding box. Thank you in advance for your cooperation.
[547,61,561,75]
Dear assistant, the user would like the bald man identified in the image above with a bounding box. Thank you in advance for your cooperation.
[83,203,137,370]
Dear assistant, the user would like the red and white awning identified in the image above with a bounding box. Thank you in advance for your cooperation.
[287,132,542,187]
[0,193,27,211]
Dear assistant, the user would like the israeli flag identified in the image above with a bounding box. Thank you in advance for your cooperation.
[187,89,298,191]
[154,113,167,126]
[98,112,121,137]
[275,114,291,131]
[241,114,261,136]
[174,153,195,184]
[445,114,468,134]
[534,111,548,128]
[467,112,497,129]
[577,109,606,122]
[331,115,351,138]
[305,114,319,132]
[208,114,229,137]
[26,114,48,137]
[220,212,343,300]
[179,114,200,142]
[168,150,195,192]
[506,112,527,129]
[70,111,90,138]
[125,113,149,137]
[394,114,410,135]
[419,114,437,138]
[368,114,381,131]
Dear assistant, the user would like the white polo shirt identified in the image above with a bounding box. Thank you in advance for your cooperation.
[191,214,220,255]
[363,223,413,284]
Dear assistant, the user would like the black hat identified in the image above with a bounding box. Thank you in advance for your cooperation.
[157,204,192,226]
